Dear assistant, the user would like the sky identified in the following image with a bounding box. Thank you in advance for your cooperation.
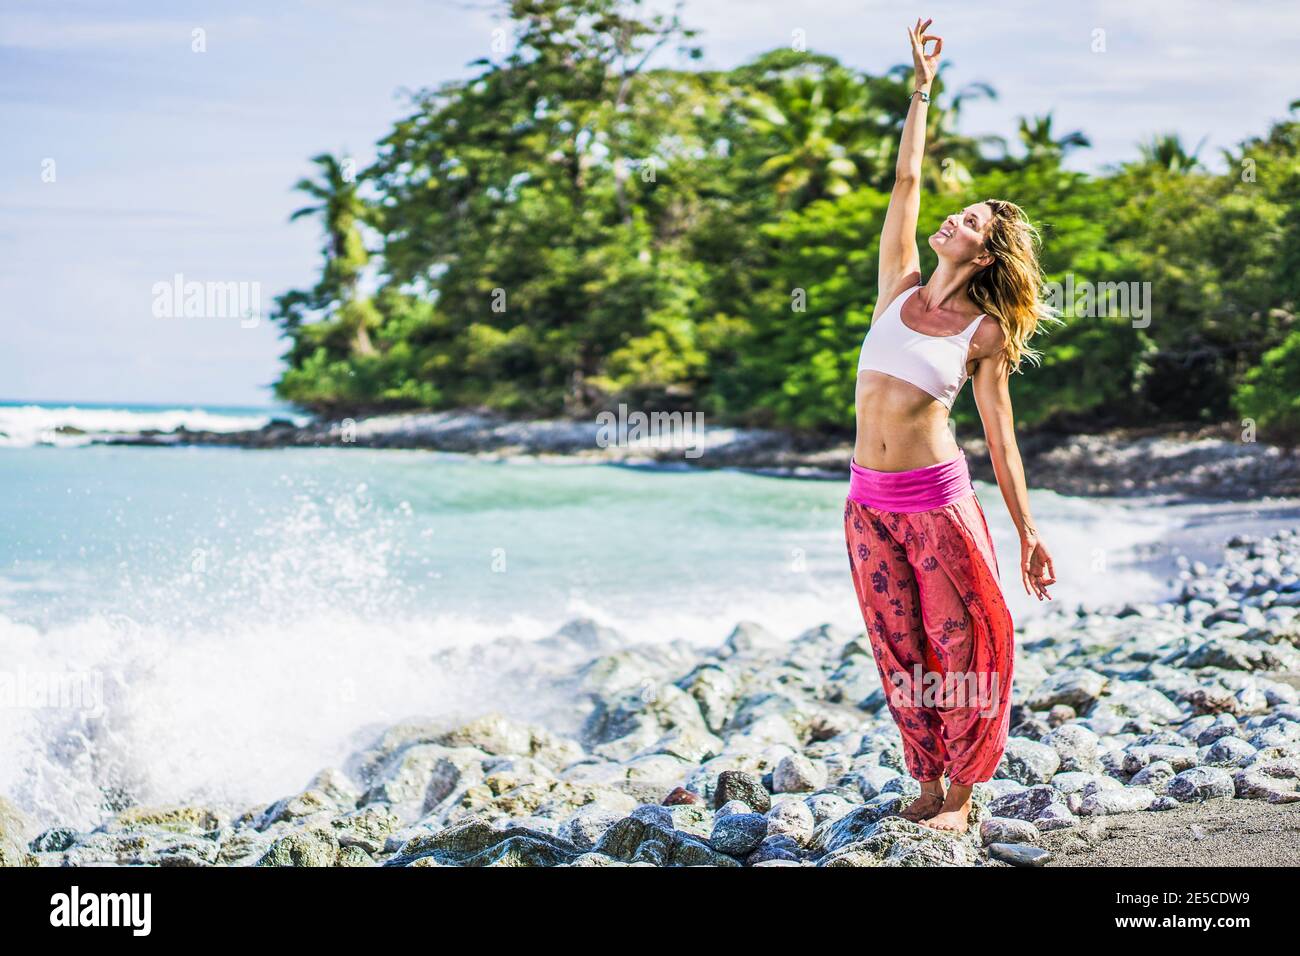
[2,0,1297,407]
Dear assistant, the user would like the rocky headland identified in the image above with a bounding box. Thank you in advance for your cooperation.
[101,412,1300,501]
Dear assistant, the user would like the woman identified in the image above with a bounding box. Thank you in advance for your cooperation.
[844,18,1057,835]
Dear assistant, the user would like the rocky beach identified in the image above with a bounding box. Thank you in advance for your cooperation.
[4,526,1298,869]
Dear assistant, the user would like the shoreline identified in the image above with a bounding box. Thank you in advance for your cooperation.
[4,526,1299,868]
[94,410,1300,502]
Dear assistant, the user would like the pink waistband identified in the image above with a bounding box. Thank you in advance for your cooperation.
[848,452,974,512]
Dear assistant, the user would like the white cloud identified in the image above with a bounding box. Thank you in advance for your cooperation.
[0,12,265,51]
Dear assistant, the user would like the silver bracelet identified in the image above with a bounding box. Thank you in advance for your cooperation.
[912,89,930,104]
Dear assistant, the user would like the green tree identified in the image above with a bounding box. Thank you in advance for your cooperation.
[1132,132,1207,173]
[283,152,376,357]
[268,0,1300,440]
[1235,330,1300,443]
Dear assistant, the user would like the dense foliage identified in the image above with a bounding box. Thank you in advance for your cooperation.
[273,0,1300,440]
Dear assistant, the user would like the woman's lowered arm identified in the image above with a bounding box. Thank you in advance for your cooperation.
[972,350,1056,600]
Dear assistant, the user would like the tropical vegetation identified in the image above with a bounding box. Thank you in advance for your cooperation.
[272,0,1300,440]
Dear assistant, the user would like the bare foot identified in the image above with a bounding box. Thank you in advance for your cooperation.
[922,782,972,833]
[897,788,945,822]
[922,807,969,833]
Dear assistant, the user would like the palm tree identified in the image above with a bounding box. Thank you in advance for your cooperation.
[1134,133,1207,173]
[1017,113,1091,163]
[744,67,890,206]
[290,153,377,356]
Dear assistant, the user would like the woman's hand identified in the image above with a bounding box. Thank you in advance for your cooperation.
[1020,529,1056,601]
[907,17,943,91]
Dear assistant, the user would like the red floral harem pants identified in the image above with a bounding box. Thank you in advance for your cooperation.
[844,492,1015,785]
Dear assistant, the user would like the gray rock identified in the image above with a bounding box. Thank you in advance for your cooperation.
[1249,721,1300,750]
[570,852,630,867]
[1032,803,1079,831]
[716,799,752,818]
[980,817,1041,846]
[809,801,899,853]
[1047,704,1078,726]
[256,827,340,867]
[558,806,624,851]
[679,665,737,734]
[629,804,674,830]
[1204,735,1257,767]
[1122,745,1199,774]
[1184,687,1241,717]
[1166,767,1235,803]
[104,804,225,834]
[805,792,855,825]
[260,788,339,828]
[818,816,976,867]
[29,827,77,854]
[772,754,826,793]
[747,833,802,865]
[983,778,1028,799]
[1079,787,1157,815]
[713,770,771,813]
[363,743,485,813]
[1040,724,1102,773]
[437,713,537,757]
[766,799,816,845]
[1233,763,1300,803]
[331,805,399,854]
[998,737,1061,784]
[592,812,737,867]
[1026,669,1108,711]
[666,803,712,839]
[710,813,768,856]
[988,842,1052,867]
[336,845,377,867]
[387,819,580,867]
[308,767,361,807]
[987,785,1065,822]
[1050,771,1118,794]
[669,834,742,867]
[1130,760,1176,791]
[1133,729,1195,749]
[720,621,784,659]
[1182,637,1267,671]
[854,765,902,800]
[1101,682,1185,723]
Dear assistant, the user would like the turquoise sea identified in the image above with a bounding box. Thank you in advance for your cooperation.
[0,402,1191,828]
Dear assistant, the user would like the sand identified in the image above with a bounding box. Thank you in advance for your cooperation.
[1036,798,1300,867]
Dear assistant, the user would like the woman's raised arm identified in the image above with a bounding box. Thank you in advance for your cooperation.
[875,18,943,316]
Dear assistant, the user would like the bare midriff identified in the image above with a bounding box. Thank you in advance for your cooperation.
[853,370,963,472]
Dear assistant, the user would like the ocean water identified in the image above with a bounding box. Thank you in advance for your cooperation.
[0,404,1182,829]
[0,399,305,448]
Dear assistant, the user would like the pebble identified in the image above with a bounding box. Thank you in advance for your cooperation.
[989,842,1053,867]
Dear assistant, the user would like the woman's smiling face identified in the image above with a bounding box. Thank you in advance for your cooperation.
[928,202,994,263]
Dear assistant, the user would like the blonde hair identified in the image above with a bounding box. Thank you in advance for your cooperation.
[966,198,1061,372]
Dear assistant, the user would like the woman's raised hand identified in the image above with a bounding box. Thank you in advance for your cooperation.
[907,17,942,91]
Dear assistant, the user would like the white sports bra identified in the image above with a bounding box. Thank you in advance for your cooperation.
[856,284,984,408]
